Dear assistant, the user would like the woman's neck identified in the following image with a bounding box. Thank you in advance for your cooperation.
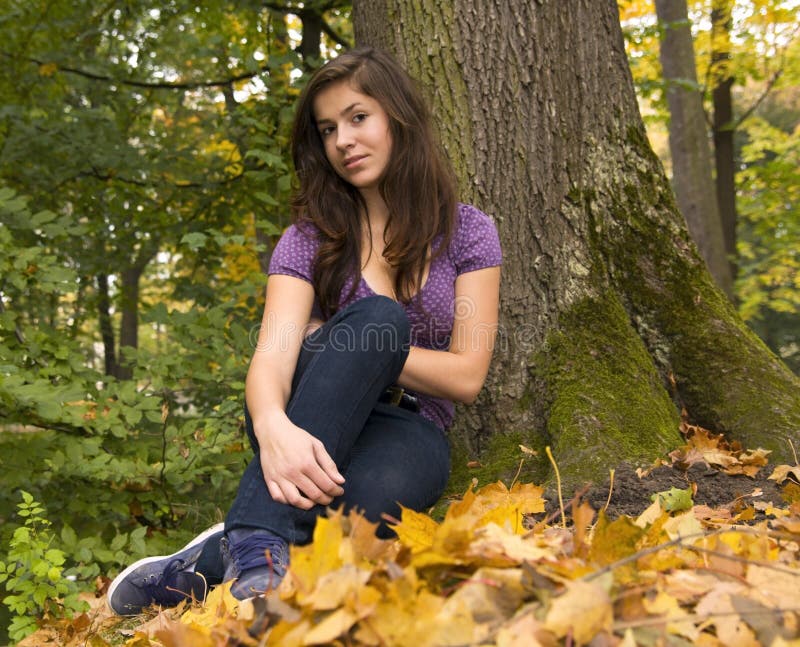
[360,188,389,232]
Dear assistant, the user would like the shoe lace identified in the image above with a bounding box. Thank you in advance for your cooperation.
[228,534,288,578]
[141,558,205,606]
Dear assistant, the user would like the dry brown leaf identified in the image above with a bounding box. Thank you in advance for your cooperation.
[770,464,800,485]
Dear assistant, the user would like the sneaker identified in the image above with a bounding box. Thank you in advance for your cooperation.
[221,527,289,600]
[107,522,224,615]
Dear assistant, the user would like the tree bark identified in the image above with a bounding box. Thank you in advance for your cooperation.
[352,0,800,492]
[711,0,738,284]
[654,0,733,300]
[117,267,142,381]
[96,272,118,378]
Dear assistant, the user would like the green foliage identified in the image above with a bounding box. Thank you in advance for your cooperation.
[736,114,800,372]
[0,5,346,621]
[0,492,89,643]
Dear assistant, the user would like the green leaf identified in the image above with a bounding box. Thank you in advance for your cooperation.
[30,210,58,226]
[651,486,694,513]
[254,191,279,206]
[181,232,208,250]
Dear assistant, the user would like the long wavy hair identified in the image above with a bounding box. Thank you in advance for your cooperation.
[291,47,458,317]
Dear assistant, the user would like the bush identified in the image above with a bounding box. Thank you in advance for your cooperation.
[0,492,89,643]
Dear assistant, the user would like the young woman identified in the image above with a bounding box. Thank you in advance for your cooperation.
[108,46,501,614]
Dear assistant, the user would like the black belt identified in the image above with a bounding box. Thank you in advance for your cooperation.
[378,386,420,413]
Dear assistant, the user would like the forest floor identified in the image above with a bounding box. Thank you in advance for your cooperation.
[551,460,785,521]
[17,420,800,647]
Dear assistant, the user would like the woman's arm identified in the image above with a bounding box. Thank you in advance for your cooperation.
[397,266,501,403]
[246,275,345,510]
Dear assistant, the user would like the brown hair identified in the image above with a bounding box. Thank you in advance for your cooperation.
[291,47,458,317]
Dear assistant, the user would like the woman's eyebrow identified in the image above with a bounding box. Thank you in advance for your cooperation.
[317,102,364,125]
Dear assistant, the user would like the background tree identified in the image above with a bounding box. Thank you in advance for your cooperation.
[621,0,800,372]
[353,0,799,491]
[654,0,732,299]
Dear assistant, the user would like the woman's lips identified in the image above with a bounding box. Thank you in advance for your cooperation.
[343,155,366,169]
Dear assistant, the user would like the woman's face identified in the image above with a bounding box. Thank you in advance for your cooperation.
[312,80,392,197]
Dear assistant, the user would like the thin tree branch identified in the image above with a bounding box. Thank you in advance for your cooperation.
[733,69,783,129]
[0,50,272,90]
[320,17,352,49]
[73,165,247,190]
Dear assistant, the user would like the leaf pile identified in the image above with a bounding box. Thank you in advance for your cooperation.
[25,468,800,647]
[660,416,773,478]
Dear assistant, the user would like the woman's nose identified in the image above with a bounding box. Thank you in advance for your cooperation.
[336,125,354,150]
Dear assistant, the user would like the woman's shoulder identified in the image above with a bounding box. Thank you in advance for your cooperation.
[269,220,321,278]
[280,219,321,240]
[448,202,503,271]
[453,202,500,240]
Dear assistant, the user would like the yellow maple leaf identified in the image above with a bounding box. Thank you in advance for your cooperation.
[156,622,217,647]
[438,566,527,643]
[642,591,700,641]
[344,508,396,562]
[178,581,238,633]
[303,584,381,645]
[355,584,447,647]
[300,563,372,611]
[589,512,645,566]
[544,580,613,644]
[393,506,438,554]
[289,514,345,595]
[301,607,359,645]
[467,522,554,564]
[495,610,555,647]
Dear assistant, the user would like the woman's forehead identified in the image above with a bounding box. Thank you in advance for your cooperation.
[312,80,377,120]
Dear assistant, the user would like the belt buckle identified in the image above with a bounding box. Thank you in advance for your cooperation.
[386,385,404,406]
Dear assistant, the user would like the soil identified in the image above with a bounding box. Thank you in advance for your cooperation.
[543,461,787,521]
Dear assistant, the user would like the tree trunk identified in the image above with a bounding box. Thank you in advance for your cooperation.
[654,0,733,300]
[352,0,800,492]
[117,266,143,381]
[711,0,738,284]
[96,272,118,378]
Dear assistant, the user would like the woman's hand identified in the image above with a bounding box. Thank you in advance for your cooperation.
[254,411,345,510]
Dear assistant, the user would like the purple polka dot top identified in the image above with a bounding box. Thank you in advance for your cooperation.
[268,203,503,430]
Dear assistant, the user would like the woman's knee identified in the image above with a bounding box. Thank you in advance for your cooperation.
[333,296,410,358]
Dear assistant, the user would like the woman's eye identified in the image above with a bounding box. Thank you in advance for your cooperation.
[320,126,335,137]
[353,113,367,123]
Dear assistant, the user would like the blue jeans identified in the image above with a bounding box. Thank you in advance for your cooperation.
[224,295,451,544]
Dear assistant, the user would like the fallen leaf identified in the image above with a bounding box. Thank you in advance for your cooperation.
[544,579,613,643]
[651,486,694,513]
[300,563,372,610]
[302,607,359,645]
[641,590,700,641]
[770,464,800,485]
[495,609,556,647]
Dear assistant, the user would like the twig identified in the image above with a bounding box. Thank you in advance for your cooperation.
[790,439,799,466]
[602,468,615,515]
[613,605,800,632]
[510,458,524,488]
[545,446,566,529]
[584,526,800,583]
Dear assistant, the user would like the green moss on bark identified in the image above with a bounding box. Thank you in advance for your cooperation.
[536,290,681,494]
[600,133,800,461]
[445,428,550,499]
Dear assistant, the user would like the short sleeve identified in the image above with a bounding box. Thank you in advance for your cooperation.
[452,203,503,275]
[267,223,320,284]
